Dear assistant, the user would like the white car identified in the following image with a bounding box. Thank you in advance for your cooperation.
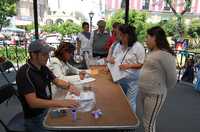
[45,34,61,48]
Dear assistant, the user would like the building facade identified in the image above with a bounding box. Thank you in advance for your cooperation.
[16,0,49,24]
[46,0,104,25]
[105,0,200,14]
[105,0,200,23]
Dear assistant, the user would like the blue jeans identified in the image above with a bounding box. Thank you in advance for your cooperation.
[118,77,129,95]
[25,110,51,132]
[117,71,140,112]
[126,79,138,112]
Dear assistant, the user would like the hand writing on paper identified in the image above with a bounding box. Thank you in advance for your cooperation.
[68,84,80,96]
[119,64,130,70]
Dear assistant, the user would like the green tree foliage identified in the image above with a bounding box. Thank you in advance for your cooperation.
[42,23,58,33]
[159,18,178,36]
[106,10,149,42]
[187,19,200,48]
[17,23,35,32]
[25,23,35,32]
[188,20,200,38]
[0,0,16,31]
[128,10,149,42]
[106,10,125,29]
[42,21,81,36]
[165,0,191,37]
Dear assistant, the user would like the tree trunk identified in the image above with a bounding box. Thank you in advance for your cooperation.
[166,0,191,38]
[0,24,2,32]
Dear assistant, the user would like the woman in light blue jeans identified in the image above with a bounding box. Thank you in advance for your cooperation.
[118,70,140,112]
[116,24,145,112]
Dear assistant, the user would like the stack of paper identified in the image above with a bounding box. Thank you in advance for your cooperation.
[64,91,96,112]
[63,75,96,85]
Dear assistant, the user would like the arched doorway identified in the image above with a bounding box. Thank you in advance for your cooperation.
[55,18,64,24]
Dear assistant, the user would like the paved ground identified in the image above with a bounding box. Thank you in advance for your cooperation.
[0,71,200,132]
[136,82,200,132]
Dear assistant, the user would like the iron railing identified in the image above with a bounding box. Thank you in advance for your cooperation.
[1,42,200,83]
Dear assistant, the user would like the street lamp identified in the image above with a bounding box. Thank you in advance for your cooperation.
[89,11,94,32]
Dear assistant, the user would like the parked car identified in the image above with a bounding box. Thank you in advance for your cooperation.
[45,34,61,48]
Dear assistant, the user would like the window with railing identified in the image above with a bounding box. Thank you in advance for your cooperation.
[142,0,150,10]
[164,1,170,11]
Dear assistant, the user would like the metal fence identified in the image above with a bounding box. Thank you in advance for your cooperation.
[1,42,200,82]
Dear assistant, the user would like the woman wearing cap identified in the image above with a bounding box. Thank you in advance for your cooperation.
[48,42,86,83]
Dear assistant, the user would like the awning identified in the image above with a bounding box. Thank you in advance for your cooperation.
[15,19,32,26]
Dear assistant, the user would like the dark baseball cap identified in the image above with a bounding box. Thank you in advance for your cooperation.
[28,39,54,53]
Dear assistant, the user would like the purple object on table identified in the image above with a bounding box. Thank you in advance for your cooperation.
[91,109,102,119]
[71,109,77,121]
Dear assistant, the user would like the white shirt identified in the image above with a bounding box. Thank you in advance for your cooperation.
[47,57,80,82]
[122,42,145,65]
[77,32,92,55]
[107,42,145,82]
[117,41,145,75]
[107,42,123,60]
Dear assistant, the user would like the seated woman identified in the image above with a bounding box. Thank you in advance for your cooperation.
[48,42,85,83]
[181,58,194,83]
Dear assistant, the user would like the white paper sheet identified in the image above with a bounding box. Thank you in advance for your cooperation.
[64,91,95,101]
[65,75,96,85]
[107,55,127,82]
[64,91,96,112]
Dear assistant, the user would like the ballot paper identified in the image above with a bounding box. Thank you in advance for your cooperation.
[107,56,128,82]
[64,91,96,112]
[96,58,106,65]
[63,75,96,85]
[65,91,95,101]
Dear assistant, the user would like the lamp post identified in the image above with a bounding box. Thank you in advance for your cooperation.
[125,0,129,24]
[33,0,39,40]
[89,11,94,32]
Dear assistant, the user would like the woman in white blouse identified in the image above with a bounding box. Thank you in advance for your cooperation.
[116,24,145,112]
[48,42,85,82]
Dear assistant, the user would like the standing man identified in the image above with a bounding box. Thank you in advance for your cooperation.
[77,22,92,57]
[16,39,80,132]
[104,22,121,51]
[76,22,93,68]
[91,20,110,58]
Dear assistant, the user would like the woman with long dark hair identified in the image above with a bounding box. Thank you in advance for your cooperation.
[116,24,145,112]
[48,42,85,83]
[139,26,177,132]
